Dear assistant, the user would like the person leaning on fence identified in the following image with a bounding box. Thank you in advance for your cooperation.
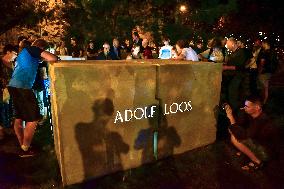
[97,42,113,60]
[110,38,122,60]
[198,37,225,63]
[158,36,173,59]
[173,40,199,61]
[224,95,279,171]
[7,39,58,157]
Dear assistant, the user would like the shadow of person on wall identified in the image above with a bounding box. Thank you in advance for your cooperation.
[75,98,129,182]
[214,105,230,141]
[134,104,181,164]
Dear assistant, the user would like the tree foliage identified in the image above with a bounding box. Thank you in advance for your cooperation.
[0,0,41,35]
[63,0,240,44]
[0,0,282,46]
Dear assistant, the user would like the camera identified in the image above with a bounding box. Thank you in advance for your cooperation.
[221,103,229,110]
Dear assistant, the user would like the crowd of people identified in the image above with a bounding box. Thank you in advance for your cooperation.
[44,31,280,116]
[0,30,281,171]
[53,34,200,61]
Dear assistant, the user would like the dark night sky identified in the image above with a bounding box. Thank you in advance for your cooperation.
[231,0,282,36]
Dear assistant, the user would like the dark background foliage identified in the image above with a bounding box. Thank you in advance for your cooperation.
[0,0,283,45]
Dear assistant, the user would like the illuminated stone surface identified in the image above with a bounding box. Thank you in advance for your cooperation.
[157,61,222,157]
[49,60,222,186]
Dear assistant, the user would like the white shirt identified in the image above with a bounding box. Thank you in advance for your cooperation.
[182,47,199,61]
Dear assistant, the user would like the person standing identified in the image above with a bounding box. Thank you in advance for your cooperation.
[158,37,173,60]
[141,38,153,59]
[55,41,68,56]
[110,38,121,60]
[69,37,83,58]
[0,44,18,140]
[192,40,204,55]
[257,40,279,103]
[198,37,225,63]
[96,42,113,60]
[7,39,57,157]
[122,39,132,53]
[244,39,262,96]
[223,37,252,112]
[86,40,98,60]
[131,32,143,59]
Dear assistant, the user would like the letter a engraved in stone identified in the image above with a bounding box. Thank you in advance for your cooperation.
[114,111,123,123]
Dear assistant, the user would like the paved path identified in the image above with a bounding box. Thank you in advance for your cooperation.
[1,70,284,189]
[1,126,284,189]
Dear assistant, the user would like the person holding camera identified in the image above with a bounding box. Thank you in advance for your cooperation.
[223,95,279,171]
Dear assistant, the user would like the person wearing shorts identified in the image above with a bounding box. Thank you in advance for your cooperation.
[8,39,57,157]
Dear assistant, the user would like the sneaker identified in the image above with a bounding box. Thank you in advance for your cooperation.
[18,148,38,158]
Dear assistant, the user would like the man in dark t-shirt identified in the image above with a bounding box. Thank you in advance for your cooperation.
[86,40,98,60]
[69,37,83,57]
[224,95,279,170]
[222,37,252,112]
[109,38,121,60]
[256,41,279,103]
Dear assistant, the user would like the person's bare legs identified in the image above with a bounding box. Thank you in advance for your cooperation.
[231,134,261,165]
[14,118,24,146]
[22,121,38,149]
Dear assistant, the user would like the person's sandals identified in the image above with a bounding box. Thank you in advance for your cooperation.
[241,161,264,171]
